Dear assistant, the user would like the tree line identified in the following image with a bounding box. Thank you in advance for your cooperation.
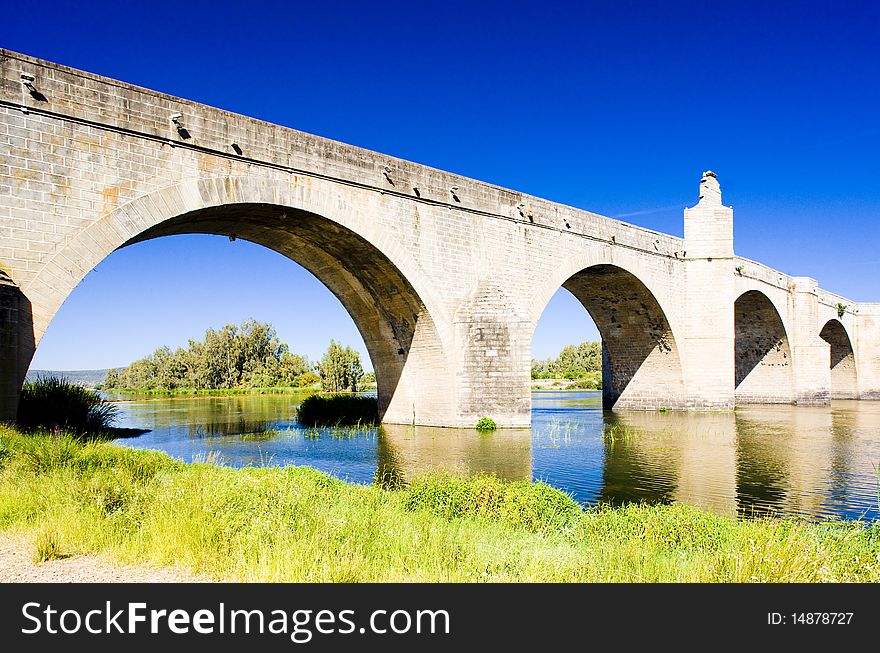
[103,320,369,393]
[531,341,602,383]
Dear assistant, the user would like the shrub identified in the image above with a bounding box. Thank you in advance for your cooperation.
[475,417,496,431]
[296,394,379,427]
[568,373,601,390]
[17,377,118,436]
[294,371,321,387]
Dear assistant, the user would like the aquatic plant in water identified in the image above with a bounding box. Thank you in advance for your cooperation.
[296,394,379,427]
[475,417,497,431]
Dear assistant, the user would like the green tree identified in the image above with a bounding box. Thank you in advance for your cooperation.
[103,368,119,389]
[531,341,602,380]
[278,351,311,385]
[117,356,158,390]
[318,340,364,392]
[111,320,365,392]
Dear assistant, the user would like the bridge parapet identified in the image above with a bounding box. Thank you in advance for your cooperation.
[0,48,682,265]
[817,289,857,314]
[733,256,794,292]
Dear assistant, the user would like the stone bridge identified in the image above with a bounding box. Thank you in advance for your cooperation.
[1,49,878,427]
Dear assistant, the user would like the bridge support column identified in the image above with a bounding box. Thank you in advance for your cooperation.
[451,284,531,428]
[0,272,34,423]
[681,172,735,409]
[855,306,880,399]
[789,277,830,404]
[378,313,458,428]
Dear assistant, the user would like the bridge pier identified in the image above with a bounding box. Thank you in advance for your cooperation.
[451,284,532,428]
[789,278,831,404]
[0,272,33,423]
[856,306,880,399]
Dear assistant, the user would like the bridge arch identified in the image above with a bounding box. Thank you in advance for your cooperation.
[21,176,453,424]
[734,290,793,403]
[819,319,858,399]
[531,261,686,409]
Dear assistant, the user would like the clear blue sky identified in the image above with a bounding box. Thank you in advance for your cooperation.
[7,0,878,370]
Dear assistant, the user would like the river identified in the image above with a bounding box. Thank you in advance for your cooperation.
[109,391,880,521]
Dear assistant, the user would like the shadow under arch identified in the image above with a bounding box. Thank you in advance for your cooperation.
[20,178,454,425]
[535,264,686,410]
[734,290,793,404]
[819,319,858,399]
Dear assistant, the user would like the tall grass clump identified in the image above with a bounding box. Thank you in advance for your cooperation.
[33,523,64,563]
[403,472,583,533]
[17,377,118,436]
[296,394,378,427]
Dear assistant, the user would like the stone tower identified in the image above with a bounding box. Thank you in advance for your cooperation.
[682,171,736,407]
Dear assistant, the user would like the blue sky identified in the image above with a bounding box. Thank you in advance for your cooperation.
[6,0,878,369]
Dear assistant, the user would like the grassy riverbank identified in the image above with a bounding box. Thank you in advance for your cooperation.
[104,386,319,397]
[104,386,378,398]
[1,426,878,582]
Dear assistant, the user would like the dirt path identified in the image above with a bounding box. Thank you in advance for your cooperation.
[0,533,210,583]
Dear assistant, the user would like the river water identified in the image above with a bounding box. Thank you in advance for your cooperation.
[110,391,880,521]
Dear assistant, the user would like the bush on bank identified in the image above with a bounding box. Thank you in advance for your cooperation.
[17,377,118,436]
[1,427,879,582]
[296,394,379,427]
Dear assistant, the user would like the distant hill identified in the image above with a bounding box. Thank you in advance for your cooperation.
[25,369,110,388]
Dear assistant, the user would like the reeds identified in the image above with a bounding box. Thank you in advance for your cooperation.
[296,394,379,427]
[17,376,118,436]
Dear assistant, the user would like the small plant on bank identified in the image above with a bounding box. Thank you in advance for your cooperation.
[735,264,745,274]
[475,417,497,431]
[17,376,118,437]
[33,524,64,563]
[296,394,379,427]
[837,303,848,318]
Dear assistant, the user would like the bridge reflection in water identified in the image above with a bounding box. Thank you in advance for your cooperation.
[376,424,532,488]
[113,392,880,521]
[374,394,880,521]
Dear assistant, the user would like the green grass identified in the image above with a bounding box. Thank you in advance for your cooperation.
[1,426,879,582]
[296,394,379,427]
[33,523,64,563]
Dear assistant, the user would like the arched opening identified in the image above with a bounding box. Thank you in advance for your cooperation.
[734,290,793,403]
[29,235,373,378]
[22,201,451,424]
[535,264,685,410]
[819,319,858,399]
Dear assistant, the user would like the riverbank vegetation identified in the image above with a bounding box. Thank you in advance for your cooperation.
[104,386,321,398]
[296,394,379,427]
[16,377,118,436]
[1,427,878,582]
[531,341,602,389]
[102,320,374,394]
[316,340,365,392]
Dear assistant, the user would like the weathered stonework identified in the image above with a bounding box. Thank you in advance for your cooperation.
[1,49,878,426]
